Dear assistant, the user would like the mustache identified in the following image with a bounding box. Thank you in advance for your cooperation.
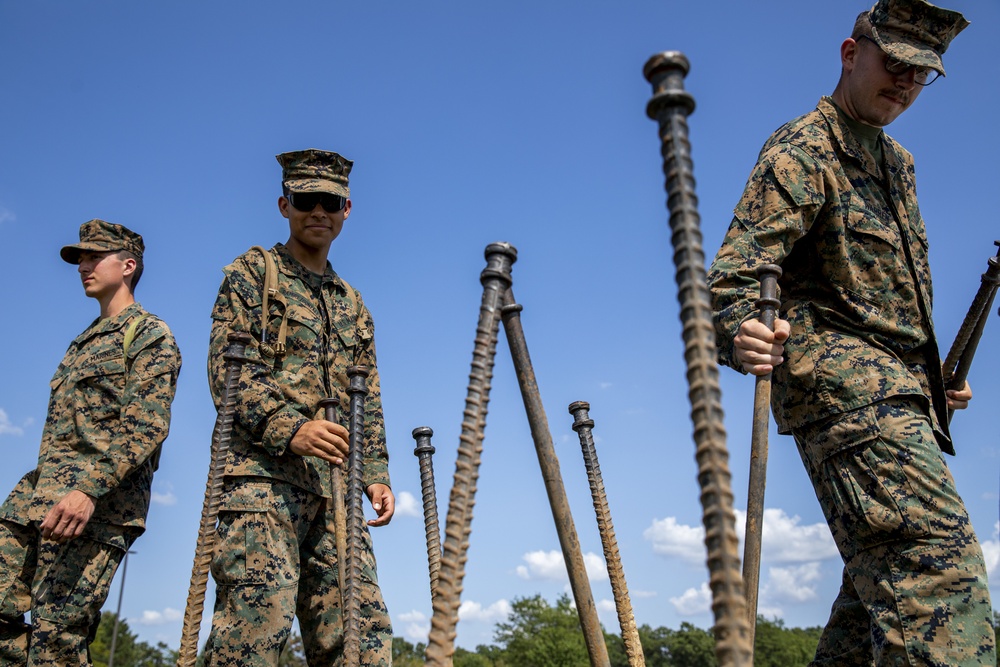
[880,89,910,105]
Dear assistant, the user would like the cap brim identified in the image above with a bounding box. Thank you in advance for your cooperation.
[284,179,350,197]
[873,28,946,76]
[60,241,120,264]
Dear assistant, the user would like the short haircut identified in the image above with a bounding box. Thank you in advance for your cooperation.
[118,249,143,292]
[852,10,875,40]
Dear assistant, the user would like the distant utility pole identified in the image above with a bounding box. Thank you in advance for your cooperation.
[108,550,137,667]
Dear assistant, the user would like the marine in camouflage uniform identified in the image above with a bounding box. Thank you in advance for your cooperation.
[0,220,181,666]
[203,149,393,666]
[708,1,994,664]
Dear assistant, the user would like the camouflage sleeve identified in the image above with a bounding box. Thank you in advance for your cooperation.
[356,292,390,489]
[708,143,827,371]
[208,269,309,458]
[73,319,181,499]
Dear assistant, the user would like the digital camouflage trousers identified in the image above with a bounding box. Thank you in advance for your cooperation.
[203,477,392,667]
[793,396,995,667]
[0,518,129,666]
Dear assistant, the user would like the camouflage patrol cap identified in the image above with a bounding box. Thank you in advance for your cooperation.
[60,219,145,264]
[276,148,353,197]
[865,0,969,76]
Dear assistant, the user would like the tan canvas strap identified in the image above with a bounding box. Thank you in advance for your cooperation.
[252,246,289,357]
[123,314,148,361]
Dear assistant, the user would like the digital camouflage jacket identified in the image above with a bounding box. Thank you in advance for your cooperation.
[208,243,390,496]
[709,97,952,453]
[0,303,182,530]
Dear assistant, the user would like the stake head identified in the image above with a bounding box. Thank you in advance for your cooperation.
[643,51,690,82]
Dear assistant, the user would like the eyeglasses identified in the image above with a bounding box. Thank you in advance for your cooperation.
[857,35,940,86]
[286,191,347,213]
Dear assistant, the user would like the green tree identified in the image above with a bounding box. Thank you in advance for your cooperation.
[90,612,177,667]
[392,636,426,667]
[752,617,821,667]
[665,622,716,667]
[454,644,507,666]
[493,594,590,667]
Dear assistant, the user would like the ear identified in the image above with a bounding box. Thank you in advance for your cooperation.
[278,195,291,219]
[342,198,352,221]
[841,38,859,72]
[122,256,137,277]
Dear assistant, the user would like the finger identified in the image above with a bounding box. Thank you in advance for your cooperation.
[323,421,350,439]
[772,319,791,342]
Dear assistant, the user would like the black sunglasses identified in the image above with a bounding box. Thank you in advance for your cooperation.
[286,191,347,213]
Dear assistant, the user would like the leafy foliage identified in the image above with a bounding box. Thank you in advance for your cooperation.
[493,594,589,667]
[391,598,828,667]
[90,612,177,667]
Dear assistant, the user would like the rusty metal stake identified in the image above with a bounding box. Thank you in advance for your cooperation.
[569,401,644,667]
[943,241,1000,423]
[413,426,442,601]
[425,243,517,666]
[742,264,781,653]
[644,51,752,666]
[319,397,348,609]
[178,332,251,667]
[344,366,370,666]
[500,294,610,667]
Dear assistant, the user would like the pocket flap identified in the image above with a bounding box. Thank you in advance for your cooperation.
[804,404,881,462]
[219,481,271,512]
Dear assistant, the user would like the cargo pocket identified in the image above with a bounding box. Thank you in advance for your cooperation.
[795,405,928,558]
[32,538,123,626]
[212,481,271,586]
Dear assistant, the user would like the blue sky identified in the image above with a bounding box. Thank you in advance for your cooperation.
[1,0,997,653]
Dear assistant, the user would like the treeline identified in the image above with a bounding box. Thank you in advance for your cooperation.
[393,594,822,667]
[89,612,176,666]
[92,601,1000,666]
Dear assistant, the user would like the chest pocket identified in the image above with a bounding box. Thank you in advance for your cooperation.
[74,357,126,425]
[840,199,908,306]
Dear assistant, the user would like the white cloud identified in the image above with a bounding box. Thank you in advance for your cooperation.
[596,598,617,614]
[398,610,430,644]
[395,491,420,518]
[0,208,14,226]
[584,552,609,581]
[982,522,1000,578]
[756,603,785,619]
[137,607,182,625]
[631,589,658,599]
[515,550,608,583]
[599,382,613,390]
[738,509,838,563]
[0,409,25,437]
[398,610,427,623]
[458,599,511,624]
[151,482,177,506]
[151,490,177,506]
[643,517,706,564]
[645,509,837,566]
[670,582,712,616]
[763,562,823,603]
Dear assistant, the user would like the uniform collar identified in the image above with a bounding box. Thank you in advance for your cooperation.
[272,242,348,295]
[818,96,885,180]
[74,301,143,345]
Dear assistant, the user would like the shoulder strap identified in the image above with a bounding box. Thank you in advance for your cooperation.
[123,314,149,360]
[251,245,289,357]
